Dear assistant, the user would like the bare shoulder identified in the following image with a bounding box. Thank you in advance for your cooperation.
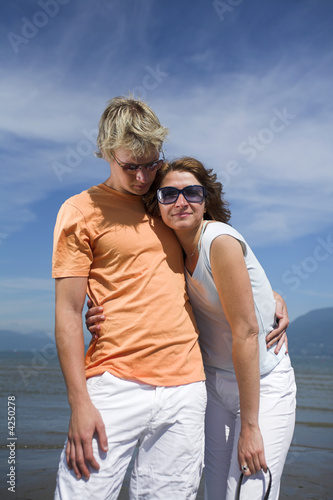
[211,233,244,257]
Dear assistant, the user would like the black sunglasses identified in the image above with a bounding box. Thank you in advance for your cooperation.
[157,185,206,205]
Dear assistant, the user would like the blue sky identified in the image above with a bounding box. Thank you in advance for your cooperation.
[1,0,332,339]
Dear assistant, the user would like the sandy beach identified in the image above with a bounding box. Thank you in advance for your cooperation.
[1,445,332,500]
[1,354,332,499]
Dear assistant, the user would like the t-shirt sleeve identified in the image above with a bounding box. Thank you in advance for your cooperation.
[52,202,93,278]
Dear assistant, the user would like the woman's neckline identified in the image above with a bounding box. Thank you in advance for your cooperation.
[184,220,211,276]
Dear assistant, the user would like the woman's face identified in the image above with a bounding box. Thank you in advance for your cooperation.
[158,171,206,231]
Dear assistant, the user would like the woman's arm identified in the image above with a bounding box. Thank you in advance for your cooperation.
[210,235,267,476]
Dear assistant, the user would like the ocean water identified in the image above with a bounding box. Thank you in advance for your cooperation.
[0,350,332,499]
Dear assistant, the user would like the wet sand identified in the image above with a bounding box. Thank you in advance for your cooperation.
[1,446,332,500]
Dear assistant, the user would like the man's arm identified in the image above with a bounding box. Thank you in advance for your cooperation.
[266,291,289,353]
[55,277,108,480]
[85,298,105,339]
[84,293,289,355]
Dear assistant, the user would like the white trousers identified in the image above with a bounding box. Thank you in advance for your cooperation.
[54,371,206,500]
[204,354,296,500]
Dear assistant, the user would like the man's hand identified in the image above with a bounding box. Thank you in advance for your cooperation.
[66,399,108,480]
[85,299,105,339]
[266,292,289,354]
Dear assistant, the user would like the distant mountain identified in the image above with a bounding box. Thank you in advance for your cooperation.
[287,307,333,357]
[0,307,332,355]
[0,330,56,352]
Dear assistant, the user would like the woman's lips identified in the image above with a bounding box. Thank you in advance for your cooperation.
[173,212,191,218]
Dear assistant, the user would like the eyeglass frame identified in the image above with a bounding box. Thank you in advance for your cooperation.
[157,185,206,205]
[110,150,165,173]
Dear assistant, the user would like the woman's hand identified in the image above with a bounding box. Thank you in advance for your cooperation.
[238,425,267,476]
[85,299,105,340]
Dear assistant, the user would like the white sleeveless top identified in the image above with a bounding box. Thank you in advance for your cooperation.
[185,221,286,375]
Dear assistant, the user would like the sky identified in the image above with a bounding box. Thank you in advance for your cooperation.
[0,0,332,340]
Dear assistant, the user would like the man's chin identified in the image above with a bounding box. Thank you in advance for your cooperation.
[133,185,151,195]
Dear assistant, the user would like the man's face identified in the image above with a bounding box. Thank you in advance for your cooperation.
[107,148,161,196]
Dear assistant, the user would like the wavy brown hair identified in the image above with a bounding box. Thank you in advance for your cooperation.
[143,157,231,223]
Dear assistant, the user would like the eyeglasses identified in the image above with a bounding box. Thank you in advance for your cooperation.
[111,151,165,174]
[157,185,206,205]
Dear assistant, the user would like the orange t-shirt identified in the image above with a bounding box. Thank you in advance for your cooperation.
[52,184,204,386]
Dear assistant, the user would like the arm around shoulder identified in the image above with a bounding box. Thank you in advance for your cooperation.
[266,291,289,353]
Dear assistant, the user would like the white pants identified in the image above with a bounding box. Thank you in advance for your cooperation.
[54,371,206,500]
[204,355,296,500]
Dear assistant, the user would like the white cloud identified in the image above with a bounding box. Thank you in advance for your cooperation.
[0,72,103,143]
[0,0,332,334]
[0,278,54,291]
[152,65,333,245]
[1,25,332,249]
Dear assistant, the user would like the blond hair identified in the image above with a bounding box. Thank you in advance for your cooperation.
[95,95,168,161]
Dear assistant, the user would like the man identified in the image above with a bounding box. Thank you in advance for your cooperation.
[53,96,206,499]
[53,96,288,499]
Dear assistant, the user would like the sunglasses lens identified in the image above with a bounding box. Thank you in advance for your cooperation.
[157,185,205,204]
[183,186,204,202]
[123,158,164,173]
[123,165,139,173]
[158,187,178,204]
[147,159,163,172]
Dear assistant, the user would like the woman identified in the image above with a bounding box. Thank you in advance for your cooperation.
[87,157,296,500]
